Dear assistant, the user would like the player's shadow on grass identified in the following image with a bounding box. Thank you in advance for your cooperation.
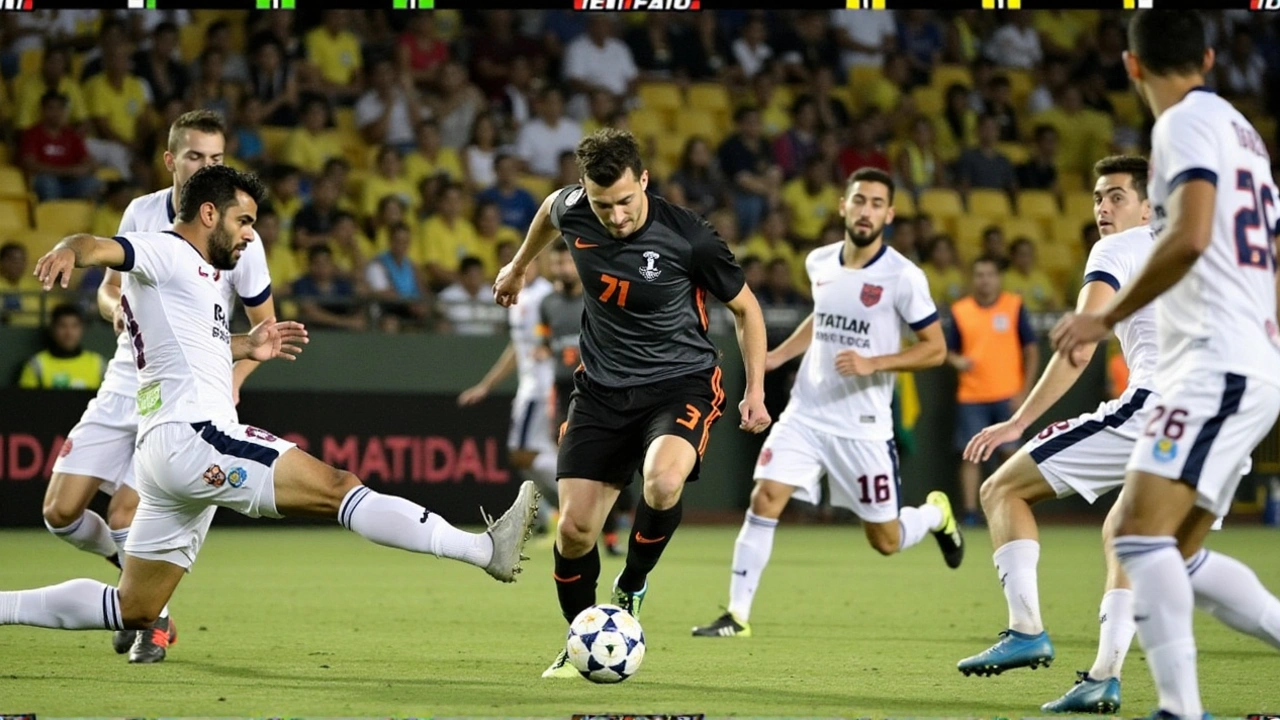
[650,679,1002,713]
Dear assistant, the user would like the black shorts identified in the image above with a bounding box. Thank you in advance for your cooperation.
[557,365,727,486]
[553,380,575,432]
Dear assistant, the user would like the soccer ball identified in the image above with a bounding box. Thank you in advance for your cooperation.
[565,604,646,683]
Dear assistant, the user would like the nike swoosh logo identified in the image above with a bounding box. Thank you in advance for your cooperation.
[574,237,599,249]
[816,280,833,286]
[634,532,666,544]
[732,569,747,576]
[553,573,582,583]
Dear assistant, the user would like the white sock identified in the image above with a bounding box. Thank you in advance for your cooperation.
[338,485,493,567]
[0,579,124,630]
[897,504,942,551]
[109,528,129,556]
[1088,589,1136,680]
[727,511,777,623]
[993,539,1043,634]
[45,511,117,558]
[1115,536,1202,717]
[1188,549,1280,650]
[529,453,559,499]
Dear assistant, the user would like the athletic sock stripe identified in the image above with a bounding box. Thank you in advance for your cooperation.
[340,486,372,529]
[1113,537,1176,560]
[112,589,122,631]
[1186,549,1210,576]
[101,587,111,630]
[51,514,86,536]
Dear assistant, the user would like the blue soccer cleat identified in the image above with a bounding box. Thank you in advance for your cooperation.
[610,574,647,619]
[1042,671,1121,713]
[957,629,1055,676]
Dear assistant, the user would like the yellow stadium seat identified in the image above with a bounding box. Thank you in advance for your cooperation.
[967,189,1013,218]
[1039,240,1082,288]
[18,48,43,78]
[654,132,685,168]
[515,174,551,201]
[918,188,964,222]
[627,108,668,142]
[15,227,57,256]
[675,108,724,146]
[1003,70,1033,108]
[637,83,682,116]
[910,87,944,117]
[260,127,292,162]
[180,24,205,63]
[1050,213,1091,246]
[1017,190,1060,220]
[893,191,916,217]
[0,198,30,230]
[0,166,28,199]
[1064,190,1095,223]
[687,83,731,116]
[1002,217,1046,245]
[952,215,992,256]
[1108,91,1142,127]
[996,142,1029,165]
[848,66,881,96]
[35,200,94,236]
[930,64,973,92]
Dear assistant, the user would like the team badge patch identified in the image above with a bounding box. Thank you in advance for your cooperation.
[565,188,584,206]
[59,439,73,458]
[1152,438,1178,463]
[860,283,883,307]
[245,426,277,442]
[759,448,772,466]
[227,467,247,488]
[640,251,662,281]
[203,464,226,488]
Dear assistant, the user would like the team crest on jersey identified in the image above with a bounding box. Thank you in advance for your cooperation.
[758,448,772,466]
[640,251,662,281]
[226,467,247,488]
[203,464,226,488]
[993,313,1010,332]
[58,439,73,457]
[565,188,584,206]
[860,283,883,307]
[1153,438,1178,462]
[245,426,277,442]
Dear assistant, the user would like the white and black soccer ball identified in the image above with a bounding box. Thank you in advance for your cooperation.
[565,604,646,683]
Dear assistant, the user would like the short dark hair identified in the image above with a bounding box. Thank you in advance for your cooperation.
[40,91,67,108]
[740,254,763,271]
[308,244,332,263]
[1,242,24,260]
[973,254,1003,271]
[177,165,269,223]
[333,211,357,226]
[845,167,895,203]
[1033,124,1058,142]
[168,110,226,153]
[389,221,411,236]
[1128,10,1207,77]
[575,128,644,187]
[50,303,83,325]
[1094,155,1150,201]
[458,256,485,274]
[1010,237,1034,254]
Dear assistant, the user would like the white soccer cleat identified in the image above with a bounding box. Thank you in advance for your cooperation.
[482,480,540,582]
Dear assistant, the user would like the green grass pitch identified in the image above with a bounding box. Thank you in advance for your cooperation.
[1,524,1277,716]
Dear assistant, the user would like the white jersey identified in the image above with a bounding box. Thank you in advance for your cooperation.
[1148,88,1280,389]
[780,243,938,440]
[114,231,241,435]
[1082,225,1159,391]
[98,188,272,399]
[509,276,555,401]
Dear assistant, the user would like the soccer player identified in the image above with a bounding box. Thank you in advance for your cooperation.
[1053,11,1280,718]
[490,129,772,678]
[1,165,540,646]
[43,110,275,663]
[458,259,559,527]
[691,168,963,640]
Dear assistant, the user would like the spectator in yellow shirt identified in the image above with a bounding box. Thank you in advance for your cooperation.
[90,181,135,239]
[283,97,344,180]
[417,182,479,286]
[922,234,966,307]
[304,10,363,103]
[362,146,420,219]
[1,243,48,328]
[268,165,305,249]
[18,305,106,390]
[741,209,807,292]
[472,200,521,278]
[15,45,88,131]
[255,205,301,290]
[84,43,152,151]
[404,119,465,187]
[781,158,841,244]
[1001,237,1063,311]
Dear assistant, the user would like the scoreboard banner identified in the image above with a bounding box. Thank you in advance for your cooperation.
[0,388,522,528]
[4,0,1277,11]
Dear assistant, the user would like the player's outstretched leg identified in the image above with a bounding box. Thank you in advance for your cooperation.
[272,448,540,582]
[1187,546,1280,650]
[958,451,1056,677]
[692,479,794,638]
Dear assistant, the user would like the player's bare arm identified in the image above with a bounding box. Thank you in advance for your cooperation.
[232,296,278,404]
[1052,181,1216,359]
[836,321,946,378]
[495,189,564,307]
[98,269,125,332]
[724,285,771,434]
[966,279,1116,463]
[765,312,814,371]
[229,317,308,363]
[35,234,127,289]
[459,342,518,406]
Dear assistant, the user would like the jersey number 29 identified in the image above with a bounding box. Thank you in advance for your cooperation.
[1234,169,1278,271]
[120,294,146,370]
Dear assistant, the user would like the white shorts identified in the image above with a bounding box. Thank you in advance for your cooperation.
[51,391,139,495]
[126,420,296,569]
[753,419,901,524]
[1024,386,1156,503]
[509,395,555,455]
[1128,371,1280,518]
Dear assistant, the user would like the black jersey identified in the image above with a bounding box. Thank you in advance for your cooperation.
[549,184,745,388]
[539,288,585,386]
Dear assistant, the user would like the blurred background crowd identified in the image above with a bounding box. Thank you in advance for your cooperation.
[1,7,1278,338]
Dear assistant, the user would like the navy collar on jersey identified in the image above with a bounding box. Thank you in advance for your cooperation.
[164,229,207,262]
[1188,85,1215,94]
[839,242,887,270]
[165,188,176,223]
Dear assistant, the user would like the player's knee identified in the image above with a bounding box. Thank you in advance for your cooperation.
[748,483,787,518]
[41,497,84,530]
[642,470,684,508]
[117,592,162,630]
[556,513,597,554]
[106,497,138,530]
[978,475,1005,513]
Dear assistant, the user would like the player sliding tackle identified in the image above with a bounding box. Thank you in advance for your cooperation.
[692,168,964,640]
[0,165,540,640]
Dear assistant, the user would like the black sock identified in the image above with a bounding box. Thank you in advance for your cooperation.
[602,505,618,535]
[553,543,600,623]
[617,498,682,593]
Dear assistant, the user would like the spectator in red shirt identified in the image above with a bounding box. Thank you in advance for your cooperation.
[838,112,892,178]
[397,14,450,91]
[21,92,99,203]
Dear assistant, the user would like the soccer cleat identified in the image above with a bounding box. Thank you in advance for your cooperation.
[112,629,137,654]
[926,491,964,569]
[481,480,540,583]
[128,615,175,664]
[691,611,752,638]
[957,629,1054,676]
[541,648,578,678]
[1041,671,1121,714]
[610,574,647,619]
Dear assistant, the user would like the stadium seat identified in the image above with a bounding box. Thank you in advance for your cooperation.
[1108,91,1141,127]
[1003,70,1033,108]
[910,87,944,117]
[18,48,43,78]
[918,188,964,223]
[893,191,916,217]
[848,66,881,96]
[515,174,551,201]
[637,82,682,119]
[687,83,731,117]
[627,108,668,143]
[675,108,724,146]
[35,200,94,236]
[1001,217,1046,246]
[654,131,685,169]
[0,205,27,235]
[1017,190,1060,220]
[14,227,56,256]
[930,64,973,92]
[995,142,1029,165]
[180,24,205,63]
[1063,190,1095,224]
[952,215,992,257]
[0,166,28,199]
[967,189,1013,218]
[1050,213,1090,246]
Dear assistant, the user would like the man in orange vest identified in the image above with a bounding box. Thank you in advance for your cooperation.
[946,256,1040,524]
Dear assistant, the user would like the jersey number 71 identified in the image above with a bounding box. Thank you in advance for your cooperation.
[1234,169,1278,271]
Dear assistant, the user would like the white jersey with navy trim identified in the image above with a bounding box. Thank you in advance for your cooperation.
[1148,87,1280,390]
[97,188,273,399]
[780,242,939,441]
[509,275,555,403]
[112,231,241,435]
[1081,224,1158,392]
